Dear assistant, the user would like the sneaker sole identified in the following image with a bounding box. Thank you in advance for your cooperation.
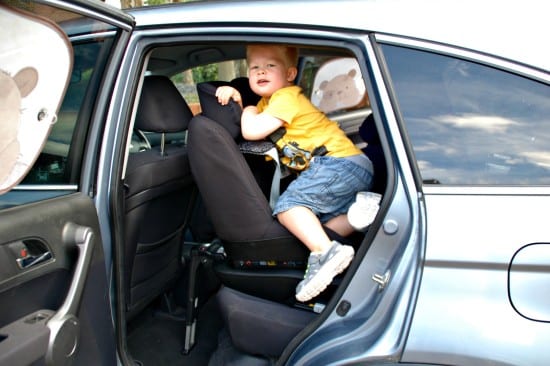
[295,246,354,302]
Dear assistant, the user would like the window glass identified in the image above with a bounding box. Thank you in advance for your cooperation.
[169,55,369,116]
[22,39,113,184]
[382,44,550,185]
[1,3,118,208]
[171,59,248,115]
[131,60,248,149]
[299,55,334,98]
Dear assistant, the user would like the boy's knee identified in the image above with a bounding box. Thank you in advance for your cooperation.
[276,211,288,225]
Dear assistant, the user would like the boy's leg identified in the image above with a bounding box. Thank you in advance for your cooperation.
[324,214,355,237]
[277,207,355,302]
[274,156,373,301]
[277,206,332,253]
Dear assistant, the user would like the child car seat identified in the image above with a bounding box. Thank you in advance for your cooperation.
[187,79,349,302]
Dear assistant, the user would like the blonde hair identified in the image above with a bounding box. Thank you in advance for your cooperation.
[246,44,298,68]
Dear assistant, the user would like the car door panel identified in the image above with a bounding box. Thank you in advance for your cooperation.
[0,193,116,366]
[379,38,550,365]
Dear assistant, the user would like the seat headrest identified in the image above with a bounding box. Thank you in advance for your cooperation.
[196,78,261,140]
[135,75,193,133]
[197,81,243,139]
[228,77,261,107]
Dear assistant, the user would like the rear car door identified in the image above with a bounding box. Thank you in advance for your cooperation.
[378,37,550,364]
[0,1,134,365]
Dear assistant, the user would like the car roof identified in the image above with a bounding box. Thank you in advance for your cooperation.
[127,0,549,73]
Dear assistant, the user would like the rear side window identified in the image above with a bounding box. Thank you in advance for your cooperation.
[170,60,249,116]
[382,44,550,185]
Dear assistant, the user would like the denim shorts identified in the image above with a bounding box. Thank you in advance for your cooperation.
[273,154,374,223]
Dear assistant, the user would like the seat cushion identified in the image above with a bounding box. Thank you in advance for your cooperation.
[217,286,316,357]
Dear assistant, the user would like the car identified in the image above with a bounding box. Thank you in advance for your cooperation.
[1,0,549,365]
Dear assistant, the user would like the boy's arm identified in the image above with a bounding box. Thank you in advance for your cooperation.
[241,106,284,140]
[215,86,242,108]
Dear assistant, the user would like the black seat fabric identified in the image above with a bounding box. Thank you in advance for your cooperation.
[359,114,386,194]
[216,286,316,358]
[196,79,261,140]
[124,75,196,318]
[187,114,311,302]
[187,114,307,258]
[189,79,353,302]
[187,113,351,302]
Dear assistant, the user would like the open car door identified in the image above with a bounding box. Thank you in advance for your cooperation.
[0,196,115,366]
[0,1,134,365]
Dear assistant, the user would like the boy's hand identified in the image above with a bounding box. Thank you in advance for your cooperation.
[215,86,242,108]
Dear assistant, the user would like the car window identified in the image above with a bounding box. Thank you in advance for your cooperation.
[382,44,550,185]
[170,59,248,115]
[21,39,113,184]
[1,4,118,208]
[135,49,370,156]
[129,60,251,150]
[170,56,368,116]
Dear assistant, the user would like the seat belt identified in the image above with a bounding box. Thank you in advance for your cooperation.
[239,141,282,209]
[264,146,282,209]
[239,130,328,210]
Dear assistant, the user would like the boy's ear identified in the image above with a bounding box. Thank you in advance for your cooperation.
[287,66,298,82]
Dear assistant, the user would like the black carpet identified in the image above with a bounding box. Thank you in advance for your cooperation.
[127,295,223,366]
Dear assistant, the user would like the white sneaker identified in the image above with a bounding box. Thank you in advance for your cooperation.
[347,191,381,231]
[295,241,354,302]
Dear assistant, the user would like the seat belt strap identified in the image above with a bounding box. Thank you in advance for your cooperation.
[263,146,281,209]
[239,141,282,210]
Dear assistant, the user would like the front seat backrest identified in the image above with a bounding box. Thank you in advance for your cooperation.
[124,75,196,319]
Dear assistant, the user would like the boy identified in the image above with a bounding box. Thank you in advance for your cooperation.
[216,44,374,302]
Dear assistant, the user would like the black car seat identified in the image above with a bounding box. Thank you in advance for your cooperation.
[187,79,351,303]
[123,75,196,319]
[190,60,383,362]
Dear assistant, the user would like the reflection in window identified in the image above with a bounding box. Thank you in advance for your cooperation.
[382,44,550,185]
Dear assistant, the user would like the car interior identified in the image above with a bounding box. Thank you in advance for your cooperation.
[121,42,385,365]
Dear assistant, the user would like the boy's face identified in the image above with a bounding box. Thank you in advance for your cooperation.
[247,45,297,98]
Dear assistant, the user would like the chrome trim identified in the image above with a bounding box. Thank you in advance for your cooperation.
[129,25,357,42]
[423,185,550,196]
[13,185,78,191]
[69,31,117,43]
[375,34,549,83]
[329,108,372,124]
[38,0,133,31]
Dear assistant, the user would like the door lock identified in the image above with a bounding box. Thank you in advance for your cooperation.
[372,270,391,291]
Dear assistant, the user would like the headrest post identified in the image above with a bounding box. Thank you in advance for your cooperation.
[160,132,166,156]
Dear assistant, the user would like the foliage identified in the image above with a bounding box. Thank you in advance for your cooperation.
[192,63,219,83]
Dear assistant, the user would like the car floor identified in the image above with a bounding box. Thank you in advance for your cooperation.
[127,293,224,366]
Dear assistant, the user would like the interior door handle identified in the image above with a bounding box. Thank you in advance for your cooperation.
[16,251,52,269]
[45,223,95,366]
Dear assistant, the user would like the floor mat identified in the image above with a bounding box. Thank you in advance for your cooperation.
[208,328,272,366]
[128,295,223,366]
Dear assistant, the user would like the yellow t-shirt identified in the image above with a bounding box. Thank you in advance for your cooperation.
[257,86,361,164]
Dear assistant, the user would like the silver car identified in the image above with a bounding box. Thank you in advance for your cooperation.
[0,0,549,365]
